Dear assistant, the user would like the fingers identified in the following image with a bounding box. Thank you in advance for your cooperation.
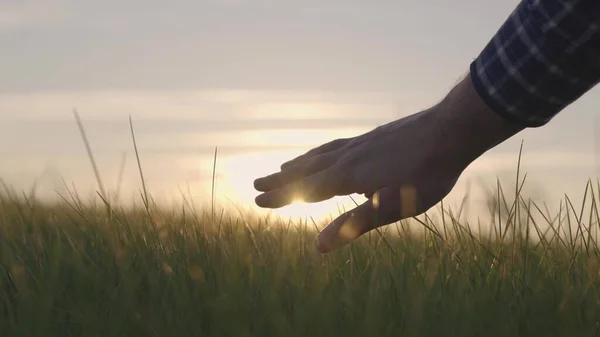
[254,152,339,192]
[280,138,351,170]
[315,185,419,253]
[255,168,346,208]
[253,137,352,208]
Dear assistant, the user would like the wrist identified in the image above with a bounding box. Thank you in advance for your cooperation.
[432,73,525,167]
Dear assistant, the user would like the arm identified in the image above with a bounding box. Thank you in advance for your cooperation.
[470,0,600,127]
[423,0,600,170]
[433,74,525,169]
[254,0,600,253]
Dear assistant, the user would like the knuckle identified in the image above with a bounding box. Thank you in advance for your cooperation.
[332,138,349,147]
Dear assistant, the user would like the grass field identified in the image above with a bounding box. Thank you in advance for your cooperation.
[2,116,599,336]
[1,173,600,337]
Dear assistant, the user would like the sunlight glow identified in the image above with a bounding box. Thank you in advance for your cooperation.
[216,147,365,223]
[338,213,362,241]
[372,191,380,209]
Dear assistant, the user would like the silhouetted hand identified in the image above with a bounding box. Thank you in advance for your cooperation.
[253,107,465,253]
[253,75,523,253]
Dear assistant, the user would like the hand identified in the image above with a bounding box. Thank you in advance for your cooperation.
[253,107,466,253]
[253,75,523,253]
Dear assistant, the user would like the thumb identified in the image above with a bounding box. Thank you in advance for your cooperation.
[315,185,418,253]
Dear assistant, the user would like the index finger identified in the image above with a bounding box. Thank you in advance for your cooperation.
[254,152,339,192]
[255,168,346,208]
[280,138,350,170]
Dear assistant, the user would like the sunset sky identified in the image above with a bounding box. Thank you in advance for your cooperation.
[1,0,600,221]
[2,0,515,92]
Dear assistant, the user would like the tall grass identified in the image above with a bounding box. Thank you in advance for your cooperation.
[0,115,599,336]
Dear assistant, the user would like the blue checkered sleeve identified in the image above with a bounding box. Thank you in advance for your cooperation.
[470,0,600,127]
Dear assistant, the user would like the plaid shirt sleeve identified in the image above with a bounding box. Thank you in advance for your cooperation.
[470,0,600,127]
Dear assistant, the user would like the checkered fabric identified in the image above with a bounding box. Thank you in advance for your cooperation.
[470,0,600,127]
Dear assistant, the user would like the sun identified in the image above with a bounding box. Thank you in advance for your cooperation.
[214,149,365,225]
[191,124,373,225]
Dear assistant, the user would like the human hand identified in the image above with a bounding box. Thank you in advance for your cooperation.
[253,75,523,253]
[253,107,466,253]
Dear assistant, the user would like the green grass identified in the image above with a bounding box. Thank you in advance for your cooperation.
[1,175,600,337]
[2,114,599,336]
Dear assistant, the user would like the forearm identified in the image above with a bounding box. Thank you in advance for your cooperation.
[433,74,525,167]
[430,0,600,168]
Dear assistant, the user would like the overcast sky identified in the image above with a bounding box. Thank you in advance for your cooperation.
[1,0,522,92]
[1,0,598,148]
[1,0,600,217]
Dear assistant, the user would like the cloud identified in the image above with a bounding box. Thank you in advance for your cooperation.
[0,0,64,31]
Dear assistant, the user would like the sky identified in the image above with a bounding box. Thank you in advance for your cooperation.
[2,0,516,92]
[1,0,600,222]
